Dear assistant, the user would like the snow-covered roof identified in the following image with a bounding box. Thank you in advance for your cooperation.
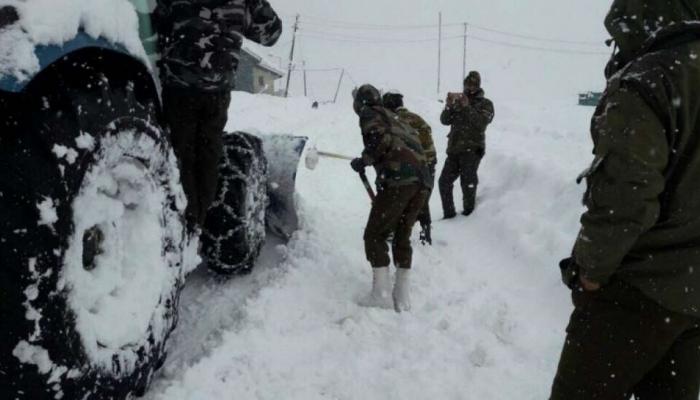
[0,0,147,85]
[242,43,285,78]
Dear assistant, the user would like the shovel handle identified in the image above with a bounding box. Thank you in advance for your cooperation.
[317,151,354,161]
[358,170,376,202]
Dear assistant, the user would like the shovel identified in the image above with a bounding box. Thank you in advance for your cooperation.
[304,146,376,202]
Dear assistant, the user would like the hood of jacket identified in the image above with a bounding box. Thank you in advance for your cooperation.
[605,0,700,68]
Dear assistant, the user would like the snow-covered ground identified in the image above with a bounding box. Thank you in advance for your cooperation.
[144,91,594,399]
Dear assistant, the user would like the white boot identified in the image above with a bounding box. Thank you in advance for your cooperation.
[360,267,394,309]
[393,268,411,312]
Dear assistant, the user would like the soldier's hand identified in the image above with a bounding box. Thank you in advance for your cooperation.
[580,275,601,292]
[351,157,366,172]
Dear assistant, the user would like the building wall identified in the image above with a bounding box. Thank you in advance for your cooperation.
[252,68,280,95]
[235,52,256,93]
[235,51,281,95]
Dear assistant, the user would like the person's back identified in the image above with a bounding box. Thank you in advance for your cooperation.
[550,2,700,399]
[573,22,700,315]
[351,85,431,312]
[396,108,437,165]
[383,91,437,245]
[358,104,431,190]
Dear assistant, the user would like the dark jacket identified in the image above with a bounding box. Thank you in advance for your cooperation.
[440,89,494,154]
[396,107,437,165]
[154,0,282,92]
[569,0,700,317]
[359,105,432,190]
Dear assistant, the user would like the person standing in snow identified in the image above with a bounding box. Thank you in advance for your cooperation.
[350,84,432,312]
[382,91,437,245]
[550,1,700,398]
[153,0,282,232]
[438,71,494,218]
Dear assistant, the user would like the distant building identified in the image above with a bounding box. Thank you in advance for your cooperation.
[578,91,603,107]
[235,46,284,95]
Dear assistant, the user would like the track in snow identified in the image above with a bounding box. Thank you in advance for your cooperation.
[143,93,594,400]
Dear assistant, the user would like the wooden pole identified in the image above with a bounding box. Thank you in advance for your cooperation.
[462,23,468,80]
[284,14,300,98]
[437,12,442,96]
[333,69,345,103]
[303,60,308,97]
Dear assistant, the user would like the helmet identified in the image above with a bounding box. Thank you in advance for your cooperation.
[353,84,382,114]
[382,91,404,111]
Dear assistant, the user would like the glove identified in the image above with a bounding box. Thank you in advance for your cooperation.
[559,257,578,289]
[351,157,365,173]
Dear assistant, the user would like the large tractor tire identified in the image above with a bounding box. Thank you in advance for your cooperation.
[0,50,188,399]
[202,132,268,275]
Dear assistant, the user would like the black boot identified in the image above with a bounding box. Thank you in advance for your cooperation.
[419,223,432,245]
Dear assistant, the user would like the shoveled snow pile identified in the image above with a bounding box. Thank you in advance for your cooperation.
[0,0,146,83]
[143,91,593,399]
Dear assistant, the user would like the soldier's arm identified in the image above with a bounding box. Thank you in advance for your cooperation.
[466,99,495,129]
[440,106,454,126]
[572,86,668,285]
[244,0,283,46]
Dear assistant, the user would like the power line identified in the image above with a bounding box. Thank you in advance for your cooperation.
[285,14,603,47]
[286,14,445,30]
[297,30,609,56]
[298,30,465,44]
[468,24,602,46]
[467,35,610,55]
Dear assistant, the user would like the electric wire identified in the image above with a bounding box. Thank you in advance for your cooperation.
[287,14,603,46]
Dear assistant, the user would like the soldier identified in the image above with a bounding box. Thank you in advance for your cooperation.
[438,71,494,218]
[350,84,432,312]
[153,0,282,232]
[382,91,437,245]
[550,1,700,399]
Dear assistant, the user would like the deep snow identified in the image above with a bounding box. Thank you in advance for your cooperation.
[144,91,593,399]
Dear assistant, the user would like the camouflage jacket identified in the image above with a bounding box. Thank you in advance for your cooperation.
[359,106,432,189]
[154,0,282,92]
[568,13,700,316]
[440,89,494,154]
[396,107,437,165]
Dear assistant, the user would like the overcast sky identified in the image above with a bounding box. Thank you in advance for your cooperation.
[258,1,612,103]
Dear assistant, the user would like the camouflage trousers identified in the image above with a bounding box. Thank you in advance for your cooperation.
[550,279,700,400]
[438,148,484,215]
[162,86,231,230]
[416,163,436,229]
[364,184,429,269]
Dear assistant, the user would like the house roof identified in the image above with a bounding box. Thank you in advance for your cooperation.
[241,44,285,78]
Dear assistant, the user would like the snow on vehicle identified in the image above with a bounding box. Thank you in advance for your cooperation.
[0,1,304,398]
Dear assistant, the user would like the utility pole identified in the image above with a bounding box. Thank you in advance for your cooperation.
[462,23,468,79]
[333,69,345,103]
[284,14,300,98]
[303,60,308,97]
[437,12,442,96]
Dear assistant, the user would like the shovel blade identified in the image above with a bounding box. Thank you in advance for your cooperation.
[260,135,309,240]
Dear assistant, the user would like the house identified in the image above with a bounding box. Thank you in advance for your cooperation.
[235,46,285,95]
[578,91,603,107]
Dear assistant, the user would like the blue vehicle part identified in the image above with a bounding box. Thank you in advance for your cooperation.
[0,31,139,93]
